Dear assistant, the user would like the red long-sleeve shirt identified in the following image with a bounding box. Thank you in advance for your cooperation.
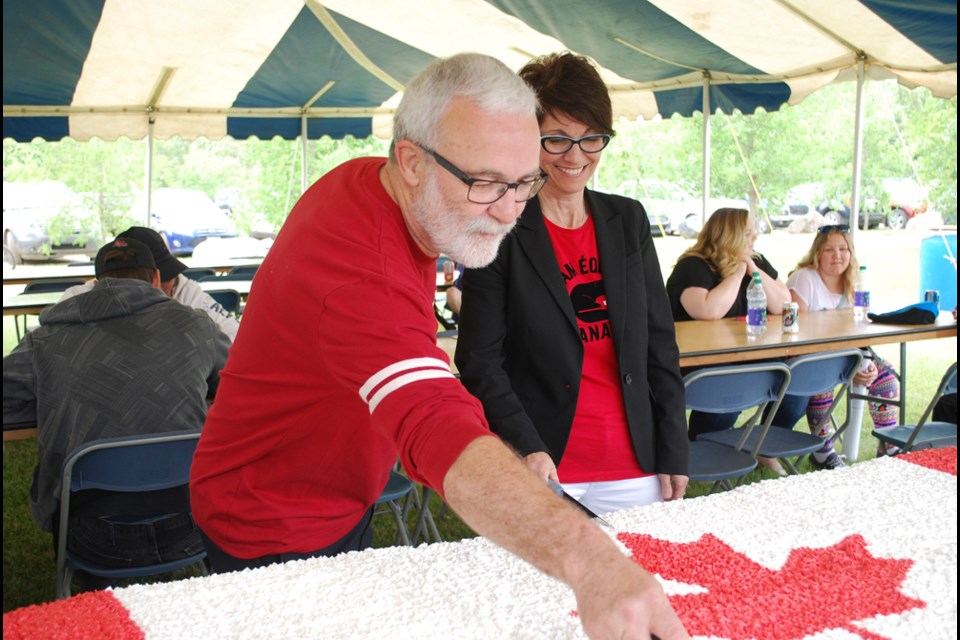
[190,158,491,558]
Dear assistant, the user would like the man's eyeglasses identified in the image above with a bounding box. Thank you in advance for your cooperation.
[817,224,850,234]
[540,134,611,155]
[418,144,547,204]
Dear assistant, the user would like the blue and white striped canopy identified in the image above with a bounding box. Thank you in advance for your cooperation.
[3,0,956,142]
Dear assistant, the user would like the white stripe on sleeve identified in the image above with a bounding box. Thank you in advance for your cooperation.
[359,357,454,413]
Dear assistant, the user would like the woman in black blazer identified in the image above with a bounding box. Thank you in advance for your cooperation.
[455,53,688,515]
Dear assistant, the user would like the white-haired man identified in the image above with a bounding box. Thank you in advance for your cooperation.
[190,53,687,640]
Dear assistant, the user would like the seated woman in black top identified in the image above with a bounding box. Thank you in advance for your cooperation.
[665,208,800,474]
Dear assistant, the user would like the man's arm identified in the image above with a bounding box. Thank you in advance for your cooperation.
[443,436,689,640]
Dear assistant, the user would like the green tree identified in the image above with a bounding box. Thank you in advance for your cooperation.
[5,79,955,243]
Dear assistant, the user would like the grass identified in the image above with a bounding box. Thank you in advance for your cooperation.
[3,228,956,612]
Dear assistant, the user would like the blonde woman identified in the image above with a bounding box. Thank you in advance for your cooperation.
[786,225,900,464]
[666,208,790,322]
[666,208,797,471]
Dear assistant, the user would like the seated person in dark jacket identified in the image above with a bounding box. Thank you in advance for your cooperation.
[2,237,230,585]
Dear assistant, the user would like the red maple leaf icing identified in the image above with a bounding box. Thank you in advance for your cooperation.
[617,533,924,640]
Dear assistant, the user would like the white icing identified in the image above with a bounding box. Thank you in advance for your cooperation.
[108,455,957,639]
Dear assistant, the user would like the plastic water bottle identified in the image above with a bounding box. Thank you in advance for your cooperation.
[746,271,767,337]
[853,265,870,321]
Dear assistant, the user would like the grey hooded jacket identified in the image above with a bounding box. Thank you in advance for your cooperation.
[3,278,230,531]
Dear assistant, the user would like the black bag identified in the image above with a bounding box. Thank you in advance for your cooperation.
[867,301,939,325]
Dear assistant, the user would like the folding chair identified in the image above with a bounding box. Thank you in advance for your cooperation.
[378,460,443,546]
[198,273,254,282]
[226,265,259,278]
[684,362,792,492]
[23,279,86,293]
[874,362,957,454]
[181,267,217,281]
[205,289,242,317]
[729,349,864,474]
[56,430,208,599]
[405,485,443,545]
[374,470,416,546]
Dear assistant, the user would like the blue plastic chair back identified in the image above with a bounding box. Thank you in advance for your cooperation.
[23,279,86,293]
[197,273,255,283]
[56,431,205,598]
[210,273,254,282]
[784,349,862,396]
[684,362,791,414]
[205,289,241,315]
[68,431,200,493]
[182,268,217,281]
[227,265,259,277]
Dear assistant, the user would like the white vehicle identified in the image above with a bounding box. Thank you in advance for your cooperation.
[3,181,100,264]
[770,182,826,229]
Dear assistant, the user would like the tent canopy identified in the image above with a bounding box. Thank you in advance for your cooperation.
[4,0,956,142]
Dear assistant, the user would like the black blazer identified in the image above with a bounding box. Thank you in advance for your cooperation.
[455,191,688,475]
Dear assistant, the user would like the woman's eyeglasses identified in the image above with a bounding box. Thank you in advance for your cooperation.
[540,134,611,155]
[817,224,849,234]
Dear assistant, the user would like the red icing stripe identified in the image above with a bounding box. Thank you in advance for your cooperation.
[2,590,143,640]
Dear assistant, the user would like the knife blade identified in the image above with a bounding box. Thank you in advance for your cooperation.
[547,479,614,529]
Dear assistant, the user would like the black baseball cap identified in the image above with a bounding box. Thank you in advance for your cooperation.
[95,238,158,278]
[117,227,188,282]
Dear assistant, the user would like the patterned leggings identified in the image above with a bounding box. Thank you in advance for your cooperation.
[805,355,900,440]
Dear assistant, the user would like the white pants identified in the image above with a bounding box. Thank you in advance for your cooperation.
[562,475,663,516]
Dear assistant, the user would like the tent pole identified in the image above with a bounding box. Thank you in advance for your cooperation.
[701,73,711,225]
[850,56,867,241]
[301,115,309,194]
[145,115,154,227]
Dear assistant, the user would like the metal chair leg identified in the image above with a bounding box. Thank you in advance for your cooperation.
[411,486,443,544]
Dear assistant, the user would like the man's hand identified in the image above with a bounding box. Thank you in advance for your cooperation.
[574,551,690,640]
[443,437,690,640]
[659,474,688,501]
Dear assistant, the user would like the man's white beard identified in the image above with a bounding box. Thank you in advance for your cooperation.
[413,171,516,269]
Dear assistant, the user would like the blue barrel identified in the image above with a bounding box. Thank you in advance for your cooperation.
[919,231,957,313]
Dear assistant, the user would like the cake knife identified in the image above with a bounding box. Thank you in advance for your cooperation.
[547,479,614,529]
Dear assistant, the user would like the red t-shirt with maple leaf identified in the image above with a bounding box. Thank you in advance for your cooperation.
[543,215,650,483]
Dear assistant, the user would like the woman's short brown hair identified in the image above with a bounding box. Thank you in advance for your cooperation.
[518,52,614,136]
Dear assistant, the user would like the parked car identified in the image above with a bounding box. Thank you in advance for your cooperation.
[770,182,826,229]
[816,198,886,230]
[885,202,925,230]
[613,179,677,235]
[883,178,929,230]
[615,179,750,236]
[2,181,101,264]
[130,188,237,256]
